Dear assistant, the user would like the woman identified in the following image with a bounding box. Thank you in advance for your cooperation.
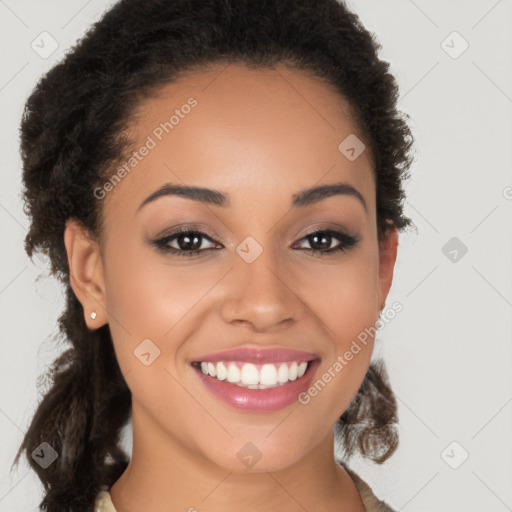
[12,0,414,510]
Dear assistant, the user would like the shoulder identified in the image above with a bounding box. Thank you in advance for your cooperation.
[94,486,117,512]
[337,459,396,512]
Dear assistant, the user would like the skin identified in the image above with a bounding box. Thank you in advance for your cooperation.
[64,62,398,511]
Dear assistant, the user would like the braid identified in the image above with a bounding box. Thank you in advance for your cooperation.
[12,287,131,511]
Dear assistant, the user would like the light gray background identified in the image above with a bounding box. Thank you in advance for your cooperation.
[1,1,511,511]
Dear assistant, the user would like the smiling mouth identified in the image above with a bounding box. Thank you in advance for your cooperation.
[191,359,313,389]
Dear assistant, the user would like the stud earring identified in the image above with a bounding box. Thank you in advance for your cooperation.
[90,311,97,320]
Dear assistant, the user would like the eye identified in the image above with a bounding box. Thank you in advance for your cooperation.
[292,228,359,256]
[152,228,219,257]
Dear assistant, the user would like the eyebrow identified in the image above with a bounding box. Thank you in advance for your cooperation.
[137,181,367,212]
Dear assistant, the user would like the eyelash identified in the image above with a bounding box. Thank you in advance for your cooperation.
[152,227,359,258]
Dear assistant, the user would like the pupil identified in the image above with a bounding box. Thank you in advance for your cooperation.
[310,233,331,250]
[180,233,201,250]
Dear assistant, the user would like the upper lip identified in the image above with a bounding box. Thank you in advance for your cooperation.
[190,346,319,364]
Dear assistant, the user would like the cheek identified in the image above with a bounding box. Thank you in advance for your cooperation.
[103,239,202,334]
[100,236,223,411]
[296,247,380,416]
[101,244,198,420]
[298,243,380,338]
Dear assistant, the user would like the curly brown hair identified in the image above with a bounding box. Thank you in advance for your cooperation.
[12,0,415,510]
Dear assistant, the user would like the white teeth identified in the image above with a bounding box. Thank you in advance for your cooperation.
[297,361,307,378]
[277,363,289,383]
[240,363,259,385]
[216,361,227,380]
[226,363,241,383]
[198,360,311,388]
[289,361,298,381]
[207,362,216,377]
[260,364,278,386]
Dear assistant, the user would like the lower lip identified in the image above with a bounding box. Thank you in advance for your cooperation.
[192,359,320,412]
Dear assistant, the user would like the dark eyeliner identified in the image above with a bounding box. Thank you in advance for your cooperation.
[151,227,359,257]
[293,228,359,256]
[151,227,217,258]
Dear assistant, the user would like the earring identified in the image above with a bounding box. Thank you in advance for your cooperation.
[90,311,97,319]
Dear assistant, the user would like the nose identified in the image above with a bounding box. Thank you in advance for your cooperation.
[220,242,304,333]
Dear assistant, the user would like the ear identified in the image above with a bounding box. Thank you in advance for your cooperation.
[63,219,107,330]
[377,223,399,312]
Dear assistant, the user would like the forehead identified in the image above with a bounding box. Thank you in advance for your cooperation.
[101,62,375,220]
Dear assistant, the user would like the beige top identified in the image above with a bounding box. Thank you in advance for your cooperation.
[94,463,395,512]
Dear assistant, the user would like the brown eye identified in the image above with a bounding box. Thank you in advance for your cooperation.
[292,229,359,256]
[153,229,218,257]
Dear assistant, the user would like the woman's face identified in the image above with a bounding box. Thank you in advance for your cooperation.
[66,63,398,473]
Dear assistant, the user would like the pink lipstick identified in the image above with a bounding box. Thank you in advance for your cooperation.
[190,347,320,412]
